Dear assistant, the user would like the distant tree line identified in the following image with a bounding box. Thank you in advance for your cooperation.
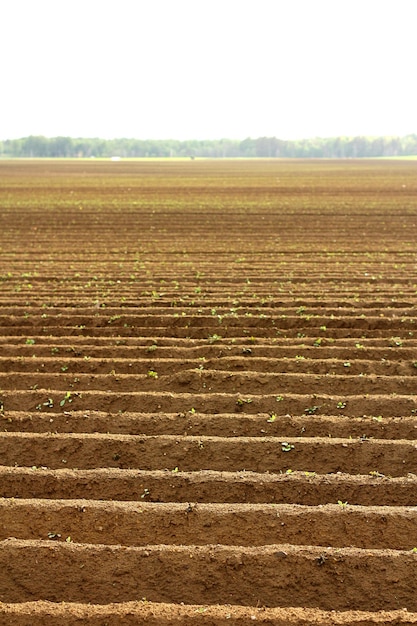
[1,134,416,159]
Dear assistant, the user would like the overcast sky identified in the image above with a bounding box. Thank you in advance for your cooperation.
[1,0,415,141]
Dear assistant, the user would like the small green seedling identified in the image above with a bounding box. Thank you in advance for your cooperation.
[389,336,403,347]
[47,532,61,540]
[236,397,252,407]
[304,405,319,415]
[281,442,294,452]
[147,370,158,379]
[207,334,222,343]
[60,391,73,407]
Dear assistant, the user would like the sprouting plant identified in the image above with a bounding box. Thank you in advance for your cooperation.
[304,405,319,415]
[389,336,403,347]
[25,338,35,345]
[47,532,61,540]
[267,414,277,423]
[147,370,158,379]
[369,470,385,478]
[276,395,284,402]
[140,488,150,499]
[60,391,73,407]
[336,401,347,409]
[147,344,158,352]
[108,314,121,324]
[313,338,323,347]
[236,397,252,407]
[343,362,351,368]
[281,442,294,452]
[42,398,54,409]
[61,365,69,372]
[337,500,348,508]
[372,415,383,422]
[296,306,306,315]
[207,334,222,343]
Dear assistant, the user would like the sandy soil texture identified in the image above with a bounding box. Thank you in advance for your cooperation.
[0,158,417,624]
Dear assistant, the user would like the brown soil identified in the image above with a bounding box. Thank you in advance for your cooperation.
[1,159,417,624]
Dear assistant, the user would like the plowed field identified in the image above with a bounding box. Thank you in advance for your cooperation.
[1,158,417,624]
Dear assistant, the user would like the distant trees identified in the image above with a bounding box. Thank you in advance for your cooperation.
[0,134,416,159]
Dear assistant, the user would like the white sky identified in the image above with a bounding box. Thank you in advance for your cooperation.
[1,0,416,140]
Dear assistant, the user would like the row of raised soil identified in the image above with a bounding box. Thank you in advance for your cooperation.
[1,159,417,624]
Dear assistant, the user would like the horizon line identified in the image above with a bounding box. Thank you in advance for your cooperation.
[2,133,417,142]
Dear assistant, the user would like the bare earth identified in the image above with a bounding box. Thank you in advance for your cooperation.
[0,158,417,624]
